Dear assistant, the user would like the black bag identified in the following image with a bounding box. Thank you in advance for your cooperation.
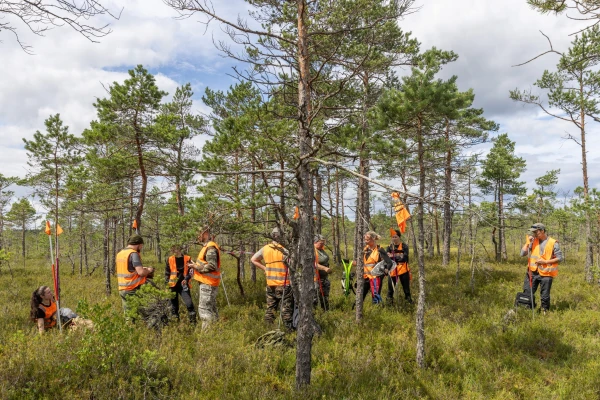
[515,291,535,309]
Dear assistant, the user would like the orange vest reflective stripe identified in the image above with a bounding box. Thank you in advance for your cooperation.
[263,244,290,286]
[389,244,409,277]
[116,248,147,292]
[168,255,192,288]
[193,241,221,287]
[363,246,380,279]
[39,300,57,329]
[314,248,320,282]
[529,237,558,277]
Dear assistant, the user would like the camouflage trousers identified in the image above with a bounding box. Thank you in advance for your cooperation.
[198,283,218,329]
[265,285,294,327]
[313,278,331,310]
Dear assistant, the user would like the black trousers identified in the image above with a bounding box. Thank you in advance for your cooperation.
[170,284,196,320]
[523,272,553,311]
[387,272,411,301]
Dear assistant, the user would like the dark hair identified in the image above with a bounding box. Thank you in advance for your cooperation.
[30,286,49,321]
[393,229,401,237]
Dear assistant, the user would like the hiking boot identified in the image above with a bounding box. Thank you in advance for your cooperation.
[405,296,413,304]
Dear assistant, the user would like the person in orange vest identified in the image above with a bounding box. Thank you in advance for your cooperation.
[313,234,333,310]
[251,227,294,330]
[116,234,155,314]
[354,231,393,304]
[520,222,563,314]
[30,285,57,334]
[164,245,196,324]
[386,229,412,304]
[188,226,221,329]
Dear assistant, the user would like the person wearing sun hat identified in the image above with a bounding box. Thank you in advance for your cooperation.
[520,222,563,314]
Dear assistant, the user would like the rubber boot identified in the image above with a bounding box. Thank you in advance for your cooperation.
[188,311,197,325]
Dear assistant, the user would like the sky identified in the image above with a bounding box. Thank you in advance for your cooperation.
[0,0,596,215]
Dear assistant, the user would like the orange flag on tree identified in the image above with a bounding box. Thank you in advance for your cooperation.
[56,224,64,236]
[293,206,299,220]
[45,221,52,235]
[132,220,138,229]
[391,192,410,234]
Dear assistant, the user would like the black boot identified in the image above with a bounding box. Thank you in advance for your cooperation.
[188,311,197,325]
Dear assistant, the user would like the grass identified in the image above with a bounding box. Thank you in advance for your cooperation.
[1,251,599,399]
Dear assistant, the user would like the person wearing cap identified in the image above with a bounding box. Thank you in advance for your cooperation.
[386,229,412,304]
[251,228,294,329]
[520,223,563,314]
[115,234,155,313]
[313,234,333,310]
[353,231,393,304]
[164,245,196,324]
[188,226,221,329]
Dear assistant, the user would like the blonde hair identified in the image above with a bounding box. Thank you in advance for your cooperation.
[365,231,381,241]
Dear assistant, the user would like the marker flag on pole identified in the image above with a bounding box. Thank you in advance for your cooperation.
[391,192,410,234]
[45,221,52,235]
[56,224,64,236]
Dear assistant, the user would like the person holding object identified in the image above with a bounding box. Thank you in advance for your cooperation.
[313,234,333,310]
[164,245,196,324]
[354,231,393,304]
[386,229,412,304]
[251,227,294,330]
[520,223,563,314]
[188,226,221,329]
[116,234,155,314]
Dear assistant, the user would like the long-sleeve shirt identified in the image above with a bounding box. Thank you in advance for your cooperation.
[386,242,409,264]
[195,247,219,273]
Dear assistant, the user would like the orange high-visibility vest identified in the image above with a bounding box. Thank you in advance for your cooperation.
[38,300,57,329]
[263,244,290,286]
[168,255,192,288]
[193,241,221,287]
[314,248,320,282]
[363,246,381,279]
[116,248,147,292]
[389,243,409,277]
[528,237,558,277]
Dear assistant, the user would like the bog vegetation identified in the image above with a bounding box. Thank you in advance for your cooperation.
[2,0,600,398]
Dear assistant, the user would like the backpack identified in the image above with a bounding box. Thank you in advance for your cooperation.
[514,292,535,309]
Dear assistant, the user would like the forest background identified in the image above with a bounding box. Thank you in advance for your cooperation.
[1,0,600,399]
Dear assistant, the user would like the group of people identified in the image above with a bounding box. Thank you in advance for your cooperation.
[31,220,562,333]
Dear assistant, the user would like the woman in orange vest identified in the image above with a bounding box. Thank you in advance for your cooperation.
[188,226,221,329]
[30,286,57,334]
[386,229,412,304]
[356,231,393,304]
[520,222,563,313]
[164,245,196,324]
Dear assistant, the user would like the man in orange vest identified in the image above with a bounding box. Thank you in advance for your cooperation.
[521,223,563,314]
[164,245,196,324]
[188,226,221,329]
[251,227,294,330]
[115,234,155,314]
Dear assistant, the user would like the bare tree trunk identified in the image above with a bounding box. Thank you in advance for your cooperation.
[442,122,452,266]
[250,165,257,282]
[498,189,507,262]
[416,118,427,369]
[354,154,370,322]
[104,217,111,295]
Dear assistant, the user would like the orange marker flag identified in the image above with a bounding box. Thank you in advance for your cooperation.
[391,192,411,234]
[132,220,138,229]
[45,221,52,235]
[389,228,396,238]
[56,224,64,236]
[293,206,299,220]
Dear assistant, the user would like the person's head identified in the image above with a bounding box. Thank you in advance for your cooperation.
[198,226,212,243]
[391,229,402,245]
[127,234,144,251]
[314,234,326,250]
[30,286,53,320]
[364,231,381,247]
[271,227,282,242]
[170,245,183,256]
[528,222,547,240]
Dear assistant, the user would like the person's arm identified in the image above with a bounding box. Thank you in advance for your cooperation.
[37,318,45,334]
[315,263,332,274]
[251,248,266,272]
[521,236,533,257]
[395,243,408,264]
[536,242,563,265]
[165,258,170,283]
[130,252,154,277]
[194,247,219,273]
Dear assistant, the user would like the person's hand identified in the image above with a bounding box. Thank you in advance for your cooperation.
[325,267,333,274]
[182,280,187,286]
[535,259,547,266]
[352,260,356,266]
[384,268,389,276]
